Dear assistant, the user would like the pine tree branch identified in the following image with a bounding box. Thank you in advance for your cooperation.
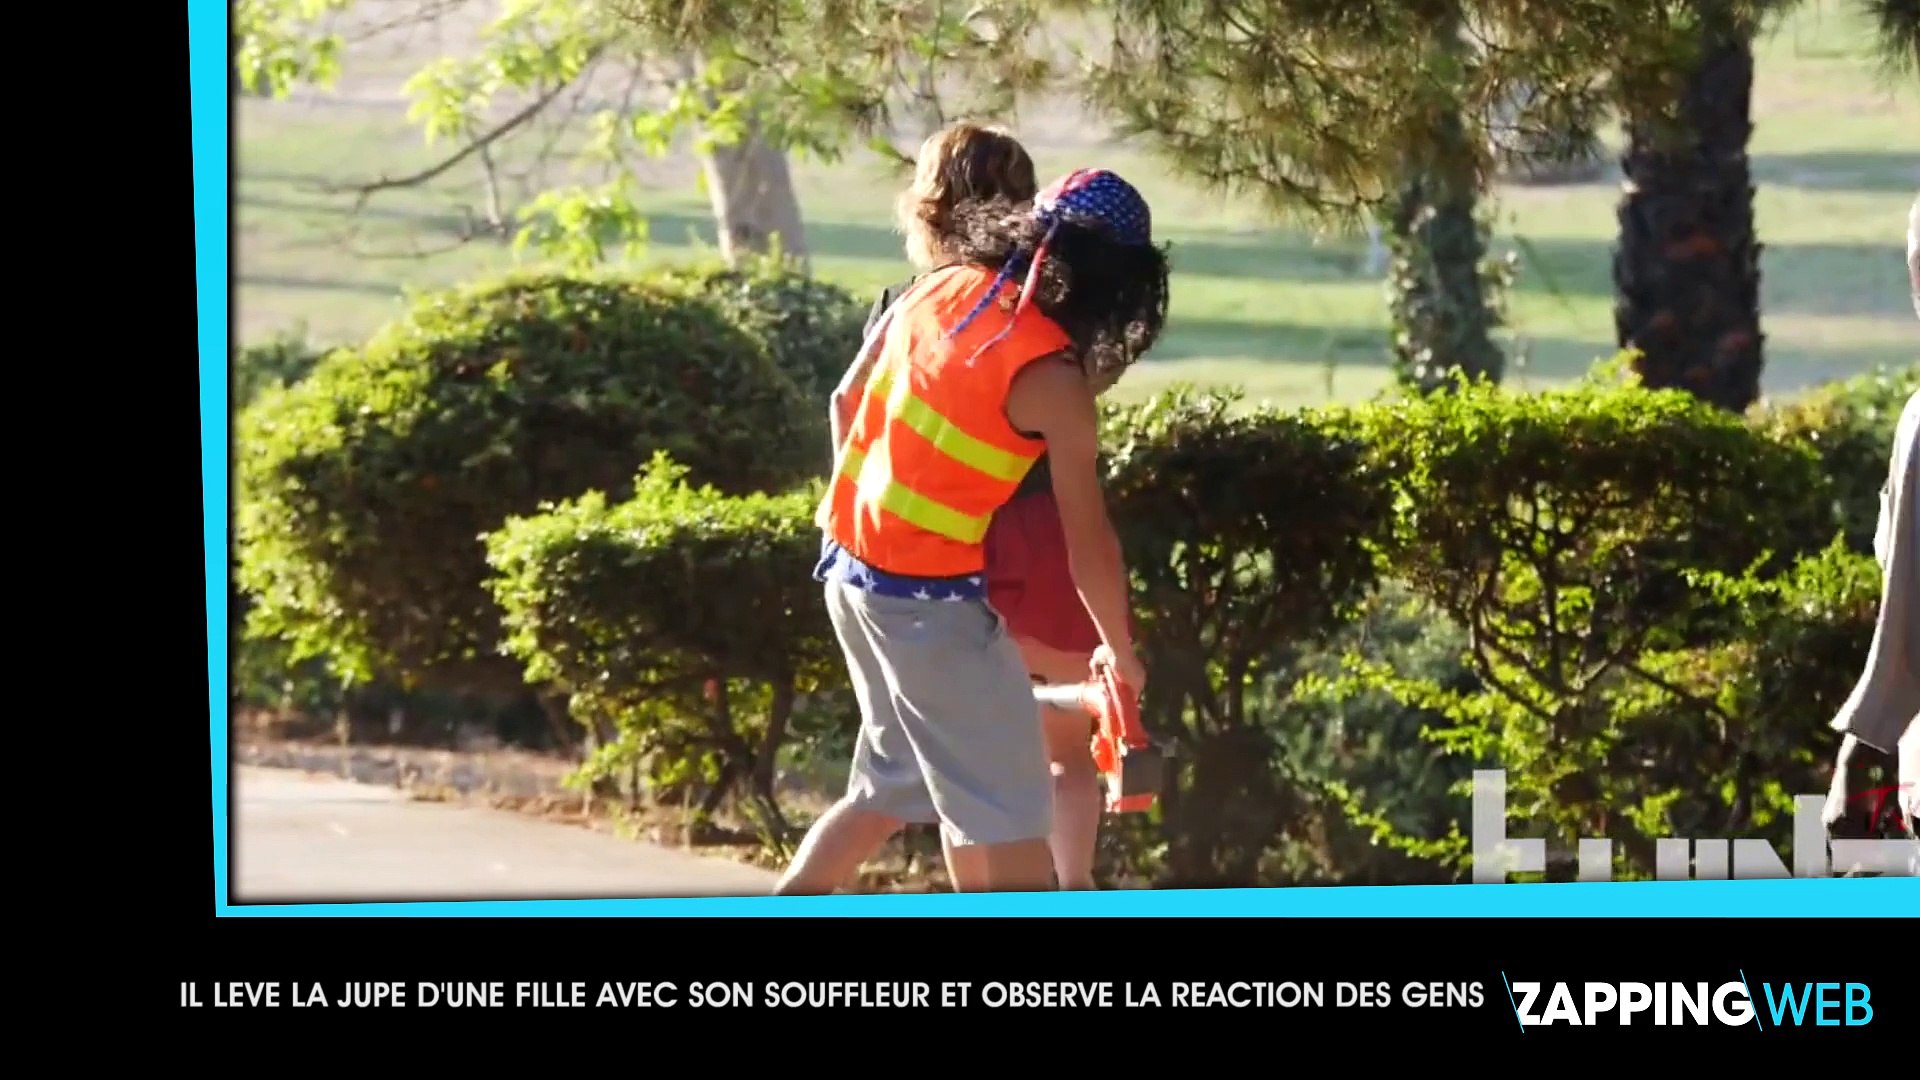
[1858,0,1920,82]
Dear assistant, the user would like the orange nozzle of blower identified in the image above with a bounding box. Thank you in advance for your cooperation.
[1031,665,1164,814]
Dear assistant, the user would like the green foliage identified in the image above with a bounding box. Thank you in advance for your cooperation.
[484,455,836,836]
[234,356,1897,885]
[234,326,331,409]
[511,178,652,270]
[1752,362,1920,554]
[650,253,867,400]
[1598,539,1885,858]
[232,0,354,98]
[1367,377,1830,635]
[613,0,1058,158]
[1856,0,1920,83]
[1095,387,1398,885]
[1324,379,1833,878]
[1269,585,1479,886]
[235,269,816,693]
[1081,2,1722,226]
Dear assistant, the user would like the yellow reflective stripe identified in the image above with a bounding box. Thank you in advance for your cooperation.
[895,394,1032,483]
[837,443,866,480]
[876,483,991,545]
[836,444,991,545]
[865,363,1035,484]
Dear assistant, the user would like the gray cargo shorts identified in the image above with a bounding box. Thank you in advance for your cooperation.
[825,580,1053,847]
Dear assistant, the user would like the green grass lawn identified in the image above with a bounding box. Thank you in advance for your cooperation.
[234,0,1918,411]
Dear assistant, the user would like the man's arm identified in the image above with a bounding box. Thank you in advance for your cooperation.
[1006,357,1136,667]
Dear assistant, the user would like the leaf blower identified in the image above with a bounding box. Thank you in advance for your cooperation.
[1032,666,1168,813]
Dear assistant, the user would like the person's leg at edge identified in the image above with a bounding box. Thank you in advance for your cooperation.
[775,582,941,895]
[1018,635,1102,890]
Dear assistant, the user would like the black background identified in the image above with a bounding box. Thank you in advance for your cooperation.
[141,0,1912,1050]
[156,910,1912,1042]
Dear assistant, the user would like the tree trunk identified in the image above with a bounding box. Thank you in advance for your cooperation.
[538,692,580,753]
[1384,21,1504,394]
[1613,8,1763,413]
[672,52,811,270]
[751,676,794,835]
[1385,168,1505,391]
[698,121,810,268]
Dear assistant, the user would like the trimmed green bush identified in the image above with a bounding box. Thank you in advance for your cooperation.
[1753,362,1920,554]
[1275,585,1479,887]
[236,270,817,693]
[1597,539,1885,862]
[234,326,331,409]
[651,254,867,401]
[1331,380,1835,879]
[235,344,1901,887]
[485,455,836,834]
[1096,387,1399,886]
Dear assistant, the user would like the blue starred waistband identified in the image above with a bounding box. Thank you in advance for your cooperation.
[813,537,986,602]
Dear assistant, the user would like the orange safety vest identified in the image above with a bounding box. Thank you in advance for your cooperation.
[818,263,1073,579]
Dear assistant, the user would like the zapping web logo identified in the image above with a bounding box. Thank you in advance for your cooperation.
[1470,770,1920,882]
[1500,973,1874,1031]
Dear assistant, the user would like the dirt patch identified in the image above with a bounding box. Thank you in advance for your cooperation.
[237,736,577,798]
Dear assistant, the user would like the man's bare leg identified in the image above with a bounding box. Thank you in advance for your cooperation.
[943,835,1057,893]
[774,800,904,895]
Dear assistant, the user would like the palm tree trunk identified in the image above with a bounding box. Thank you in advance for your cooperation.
[1613,4,1763,413]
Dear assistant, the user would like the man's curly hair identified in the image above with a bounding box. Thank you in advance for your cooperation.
[946,195,1171,381]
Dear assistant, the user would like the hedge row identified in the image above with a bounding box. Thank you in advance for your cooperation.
[232,256,1914,886]
[470,369,1913,885]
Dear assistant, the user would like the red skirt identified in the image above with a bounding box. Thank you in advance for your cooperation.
[984,492,1107,655]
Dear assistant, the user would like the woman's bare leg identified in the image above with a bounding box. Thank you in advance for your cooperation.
[1041,705,1102,889]
[1018,637,1102,890]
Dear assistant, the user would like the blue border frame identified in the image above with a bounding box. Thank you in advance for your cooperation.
[193,0,1918,918]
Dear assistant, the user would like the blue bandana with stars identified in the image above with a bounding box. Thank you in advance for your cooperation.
[1035,168,1152,247]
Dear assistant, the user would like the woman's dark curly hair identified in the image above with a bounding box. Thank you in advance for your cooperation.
[946,195,1171,382]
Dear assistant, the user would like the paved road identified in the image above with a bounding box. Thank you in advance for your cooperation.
[231,765,779,903]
